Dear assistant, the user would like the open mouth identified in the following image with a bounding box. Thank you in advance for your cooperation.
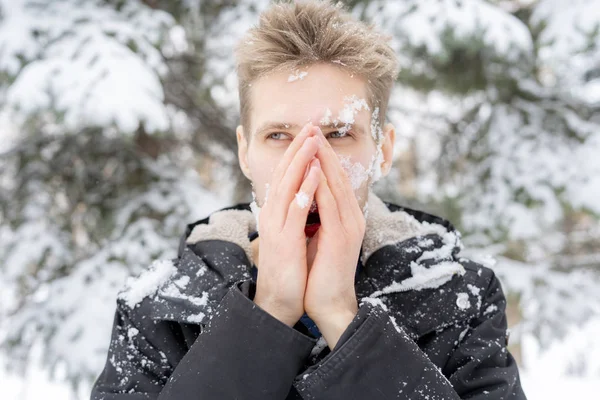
[306,212,321,225]
[305,211,321,238]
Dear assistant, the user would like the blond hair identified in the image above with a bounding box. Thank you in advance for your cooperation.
[235,0,399,139]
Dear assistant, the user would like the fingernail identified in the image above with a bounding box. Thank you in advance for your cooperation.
[313,158,321,168]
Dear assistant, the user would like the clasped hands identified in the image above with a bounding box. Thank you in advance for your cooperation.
[253,122,366,349]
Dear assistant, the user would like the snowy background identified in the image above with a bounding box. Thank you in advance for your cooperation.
[1,0,599,398]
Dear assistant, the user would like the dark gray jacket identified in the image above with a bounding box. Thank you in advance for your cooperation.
[91,195,527,399]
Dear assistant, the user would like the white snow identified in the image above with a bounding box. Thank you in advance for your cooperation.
[338,154,369,190]
[467,284,481,296]
[366,0,533,62]
[458,326,470,342]
[483,304,498,316]
[288,70,308,82]
[2,0,600,396]
[295,190,310,209]
[250,190,261,232]
[369,260,465,295]
[456,292,471,310]
[0,0,175,134]
[334,95,370,134]
[186,311,206,324]
[320,108,333,125]
[119,259,178,308]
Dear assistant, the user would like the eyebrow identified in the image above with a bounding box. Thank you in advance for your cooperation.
[254,121,366,137]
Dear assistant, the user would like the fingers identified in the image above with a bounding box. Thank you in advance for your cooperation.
[270,122,314,192]
[267,123,318,228]
[313,128,363,223]
[276,135,321,214]
[314,169,343,233]
[284,158,321,234]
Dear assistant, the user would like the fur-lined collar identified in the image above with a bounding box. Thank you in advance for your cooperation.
[184,190,463,274]
[118,190,478,338]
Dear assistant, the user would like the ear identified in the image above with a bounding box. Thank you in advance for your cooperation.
[380,122,396,177]
[236,125,252,180]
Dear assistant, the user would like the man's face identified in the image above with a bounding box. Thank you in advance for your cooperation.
[236,62,395,214]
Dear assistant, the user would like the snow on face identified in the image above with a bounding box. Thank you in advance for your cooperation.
[367,107,385,183]
[338,154,369,190]
[320,108,333,125]
[319,97,385,189]
[288,69,308,82]
[318,96,370,135]
[250,190,261,232]
[324,101,385,186]
[249,182,270,231]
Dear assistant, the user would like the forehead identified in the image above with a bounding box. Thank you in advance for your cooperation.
[249,63,369,132]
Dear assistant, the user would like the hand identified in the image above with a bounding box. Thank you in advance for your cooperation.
[304,127,365,347]
[253,123,323,327]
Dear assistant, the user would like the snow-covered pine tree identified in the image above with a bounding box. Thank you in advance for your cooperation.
[0,0,223,390]
[1,0,599,393]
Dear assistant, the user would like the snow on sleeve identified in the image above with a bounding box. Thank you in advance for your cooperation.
[456,292,471,310]
[467,283,483,309]
[370,260,466,296]
[119,259,177,308]
[159,278,209,308]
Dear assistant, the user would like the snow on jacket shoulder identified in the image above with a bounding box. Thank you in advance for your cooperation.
[90,191,527,400]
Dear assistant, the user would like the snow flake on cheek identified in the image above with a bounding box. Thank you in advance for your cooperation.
[250,190,261,232]
[337,153,369,190]
[367,107,385,183]
[249,183,271,232]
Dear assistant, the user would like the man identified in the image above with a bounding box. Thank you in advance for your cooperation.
[91,1,527,399]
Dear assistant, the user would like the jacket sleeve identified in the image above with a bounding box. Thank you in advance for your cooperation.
[292,272,527,400]
[91,281,317,400]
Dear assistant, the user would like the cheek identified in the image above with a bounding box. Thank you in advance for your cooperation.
[334,149,376,191]
[247,149,281,202]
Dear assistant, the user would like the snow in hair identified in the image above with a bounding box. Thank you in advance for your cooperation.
[234,0,399,133]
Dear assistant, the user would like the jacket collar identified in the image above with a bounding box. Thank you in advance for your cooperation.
[181,189,461,265]
[122,190,477,340]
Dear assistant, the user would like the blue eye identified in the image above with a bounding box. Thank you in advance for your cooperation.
[266,131,351,140]
[266,132,288,140]
[329,130,349,139]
